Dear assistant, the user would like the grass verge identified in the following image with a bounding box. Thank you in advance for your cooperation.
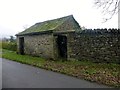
[2,49,120,87]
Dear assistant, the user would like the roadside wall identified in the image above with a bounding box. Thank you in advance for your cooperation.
[67,32,120,63]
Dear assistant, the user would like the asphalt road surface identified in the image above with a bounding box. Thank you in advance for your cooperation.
[2,58,110,88]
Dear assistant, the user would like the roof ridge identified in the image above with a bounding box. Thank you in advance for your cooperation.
[35,15,73,25]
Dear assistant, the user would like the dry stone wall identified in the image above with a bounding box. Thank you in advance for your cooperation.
[67,32,120,64]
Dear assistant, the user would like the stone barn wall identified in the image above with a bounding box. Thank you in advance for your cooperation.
[17,33,54,59]
[67,31,120,64]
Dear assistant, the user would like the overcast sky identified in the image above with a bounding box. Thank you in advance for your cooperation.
[0,0,118,38]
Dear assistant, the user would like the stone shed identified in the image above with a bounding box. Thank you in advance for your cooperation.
[16,15,81,60]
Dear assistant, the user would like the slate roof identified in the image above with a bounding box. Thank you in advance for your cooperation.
[16,15,77,36]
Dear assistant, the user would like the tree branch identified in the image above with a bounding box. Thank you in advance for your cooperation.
[94,0,120,22]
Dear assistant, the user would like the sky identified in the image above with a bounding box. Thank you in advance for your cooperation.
[0,0,118,38]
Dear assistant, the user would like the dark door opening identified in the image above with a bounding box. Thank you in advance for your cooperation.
[57,35,67,58]
[19,37,24,55]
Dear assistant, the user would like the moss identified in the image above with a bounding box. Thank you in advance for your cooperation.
[17,15,73,35]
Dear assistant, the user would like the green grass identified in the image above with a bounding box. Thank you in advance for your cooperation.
[2,49,45,66]
[2,49,120,87]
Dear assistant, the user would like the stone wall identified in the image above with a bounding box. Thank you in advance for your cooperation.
[67,33,120,63]
[17,29,120,63]
[56,16,80,32]
[17,33,54,59]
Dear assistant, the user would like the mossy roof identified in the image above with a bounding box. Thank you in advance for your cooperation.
[17,15,73,35]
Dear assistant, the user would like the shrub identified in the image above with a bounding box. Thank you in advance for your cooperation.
[2,41,17,51]
[0,41,2,49]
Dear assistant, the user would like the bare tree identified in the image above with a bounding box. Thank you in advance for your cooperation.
[23,24,29,29]
[94,0,120,22]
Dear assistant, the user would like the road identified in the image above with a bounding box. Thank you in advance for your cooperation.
[2,58,110,88]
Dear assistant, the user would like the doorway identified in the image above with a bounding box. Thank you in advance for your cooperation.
[19,37,24,55]
[57,35,67,58]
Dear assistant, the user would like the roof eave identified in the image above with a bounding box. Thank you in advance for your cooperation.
[16,30,53,36]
